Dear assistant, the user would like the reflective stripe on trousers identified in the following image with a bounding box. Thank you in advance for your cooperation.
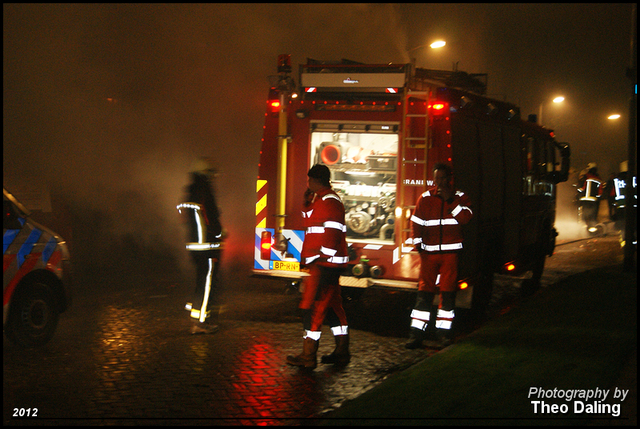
[435,308,455,330]
[410,309,430,331]
[189,257,214,323]
[304,325,349,341]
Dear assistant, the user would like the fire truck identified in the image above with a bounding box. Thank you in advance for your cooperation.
[254,55,570,314]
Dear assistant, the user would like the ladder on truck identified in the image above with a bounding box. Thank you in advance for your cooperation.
[397,88,430,257]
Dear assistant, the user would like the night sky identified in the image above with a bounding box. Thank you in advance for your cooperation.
[3,4,635,273]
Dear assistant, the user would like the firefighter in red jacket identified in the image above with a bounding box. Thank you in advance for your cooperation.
[406,162,473,349]
[287,164,350,369]
[576,162,603,229]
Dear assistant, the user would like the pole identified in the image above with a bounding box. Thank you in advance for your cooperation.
[623,3,636,272]
[276,88,288,235]
[274,55,294,252]
[538,103,543,125]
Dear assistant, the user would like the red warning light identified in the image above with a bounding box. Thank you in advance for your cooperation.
[260,231,272,260]
[269,100,280,113]
[429,102,448,115]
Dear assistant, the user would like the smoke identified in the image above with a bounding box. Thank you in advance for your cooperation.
[3,4,631,291]
[3,4,412,290]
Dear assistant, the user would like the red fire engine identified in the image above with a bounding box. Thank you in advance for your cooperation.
[254,55,570,313]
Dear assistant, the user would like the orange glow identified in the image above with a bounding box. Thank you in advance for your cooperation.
[459,281,468,290]
[506,263,516,271]
[261,242,271,250]
[269,100,280,108]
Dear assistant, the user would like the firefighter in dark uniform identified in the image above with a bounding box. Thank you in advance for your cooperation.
[287,164,350,369]
[610,167,630,233]
[178,158,224,334]
[406,163,473,349]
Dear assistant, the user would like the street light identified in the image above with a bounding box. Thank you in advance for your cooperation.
[408,40,447,55]
[538,96,565,125]
[408,40,446,67]
[608,114,621,120]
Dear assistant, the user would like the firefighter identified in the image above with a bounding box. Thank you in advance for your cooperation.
[178,157,224,335]
[611,166,629,232]
[406,163,473,349]
[576,162,603,229]
[286,164,350,369]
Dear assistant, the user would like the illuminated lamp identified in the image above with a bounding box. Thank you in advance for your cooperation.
[260,231,272,260]
[269,100,280,113]
[458,281,469,290]
[430,102,448,115]
[505,263,516,271]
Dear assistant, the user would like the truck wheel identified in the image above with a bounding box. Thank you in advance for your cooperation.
[5,281,60,348]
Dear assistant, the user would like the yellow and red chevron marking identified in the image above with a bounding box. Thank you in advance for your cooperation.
[256,179,268,228]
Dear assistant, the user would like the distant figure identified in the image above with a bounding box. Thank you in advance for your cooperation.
[406,163,473,349]
[610,164,630,233]
[576,162,603,228]
[603,173,617,219]
[178,158,224,335]
[286,164,350,369]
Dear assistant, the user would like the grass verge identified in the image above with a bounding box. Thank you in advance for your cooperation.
[320,265,637,425]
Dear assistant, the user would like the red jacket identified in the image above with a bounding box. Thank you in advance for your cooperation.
[301,187,349,267]
[411,188,473,253]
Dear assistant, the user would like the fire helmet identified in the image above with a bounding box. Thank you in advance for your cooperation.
[190,157,218,178]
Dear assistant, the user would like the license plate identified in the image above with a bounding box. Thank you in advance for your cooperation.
[272,260,300,272]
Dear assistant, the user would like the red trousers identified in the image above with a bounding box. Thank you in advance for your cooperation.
[418,252,458,293]
[299,264,348,332]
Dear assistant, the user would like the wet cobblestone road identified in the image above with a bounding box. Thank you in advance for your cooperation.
[3,236,628,425]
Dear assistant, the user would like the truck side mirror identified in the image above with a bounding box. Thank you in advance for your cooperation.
[553,142,571,184]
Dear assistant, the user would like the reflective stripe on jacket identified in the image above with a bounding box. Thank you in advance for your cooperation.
[177,202,222,251]
[578,173,603,202]
[301,188,349,267]
[411,188,473,253]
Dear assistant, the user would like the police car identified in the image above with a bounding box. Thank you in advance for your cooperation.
[3,187,72,347]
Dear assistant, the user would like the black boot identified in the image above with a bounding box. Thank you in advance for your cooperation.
[286,337,319,369]
[321,334,350,365]
[405,327,425,349]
